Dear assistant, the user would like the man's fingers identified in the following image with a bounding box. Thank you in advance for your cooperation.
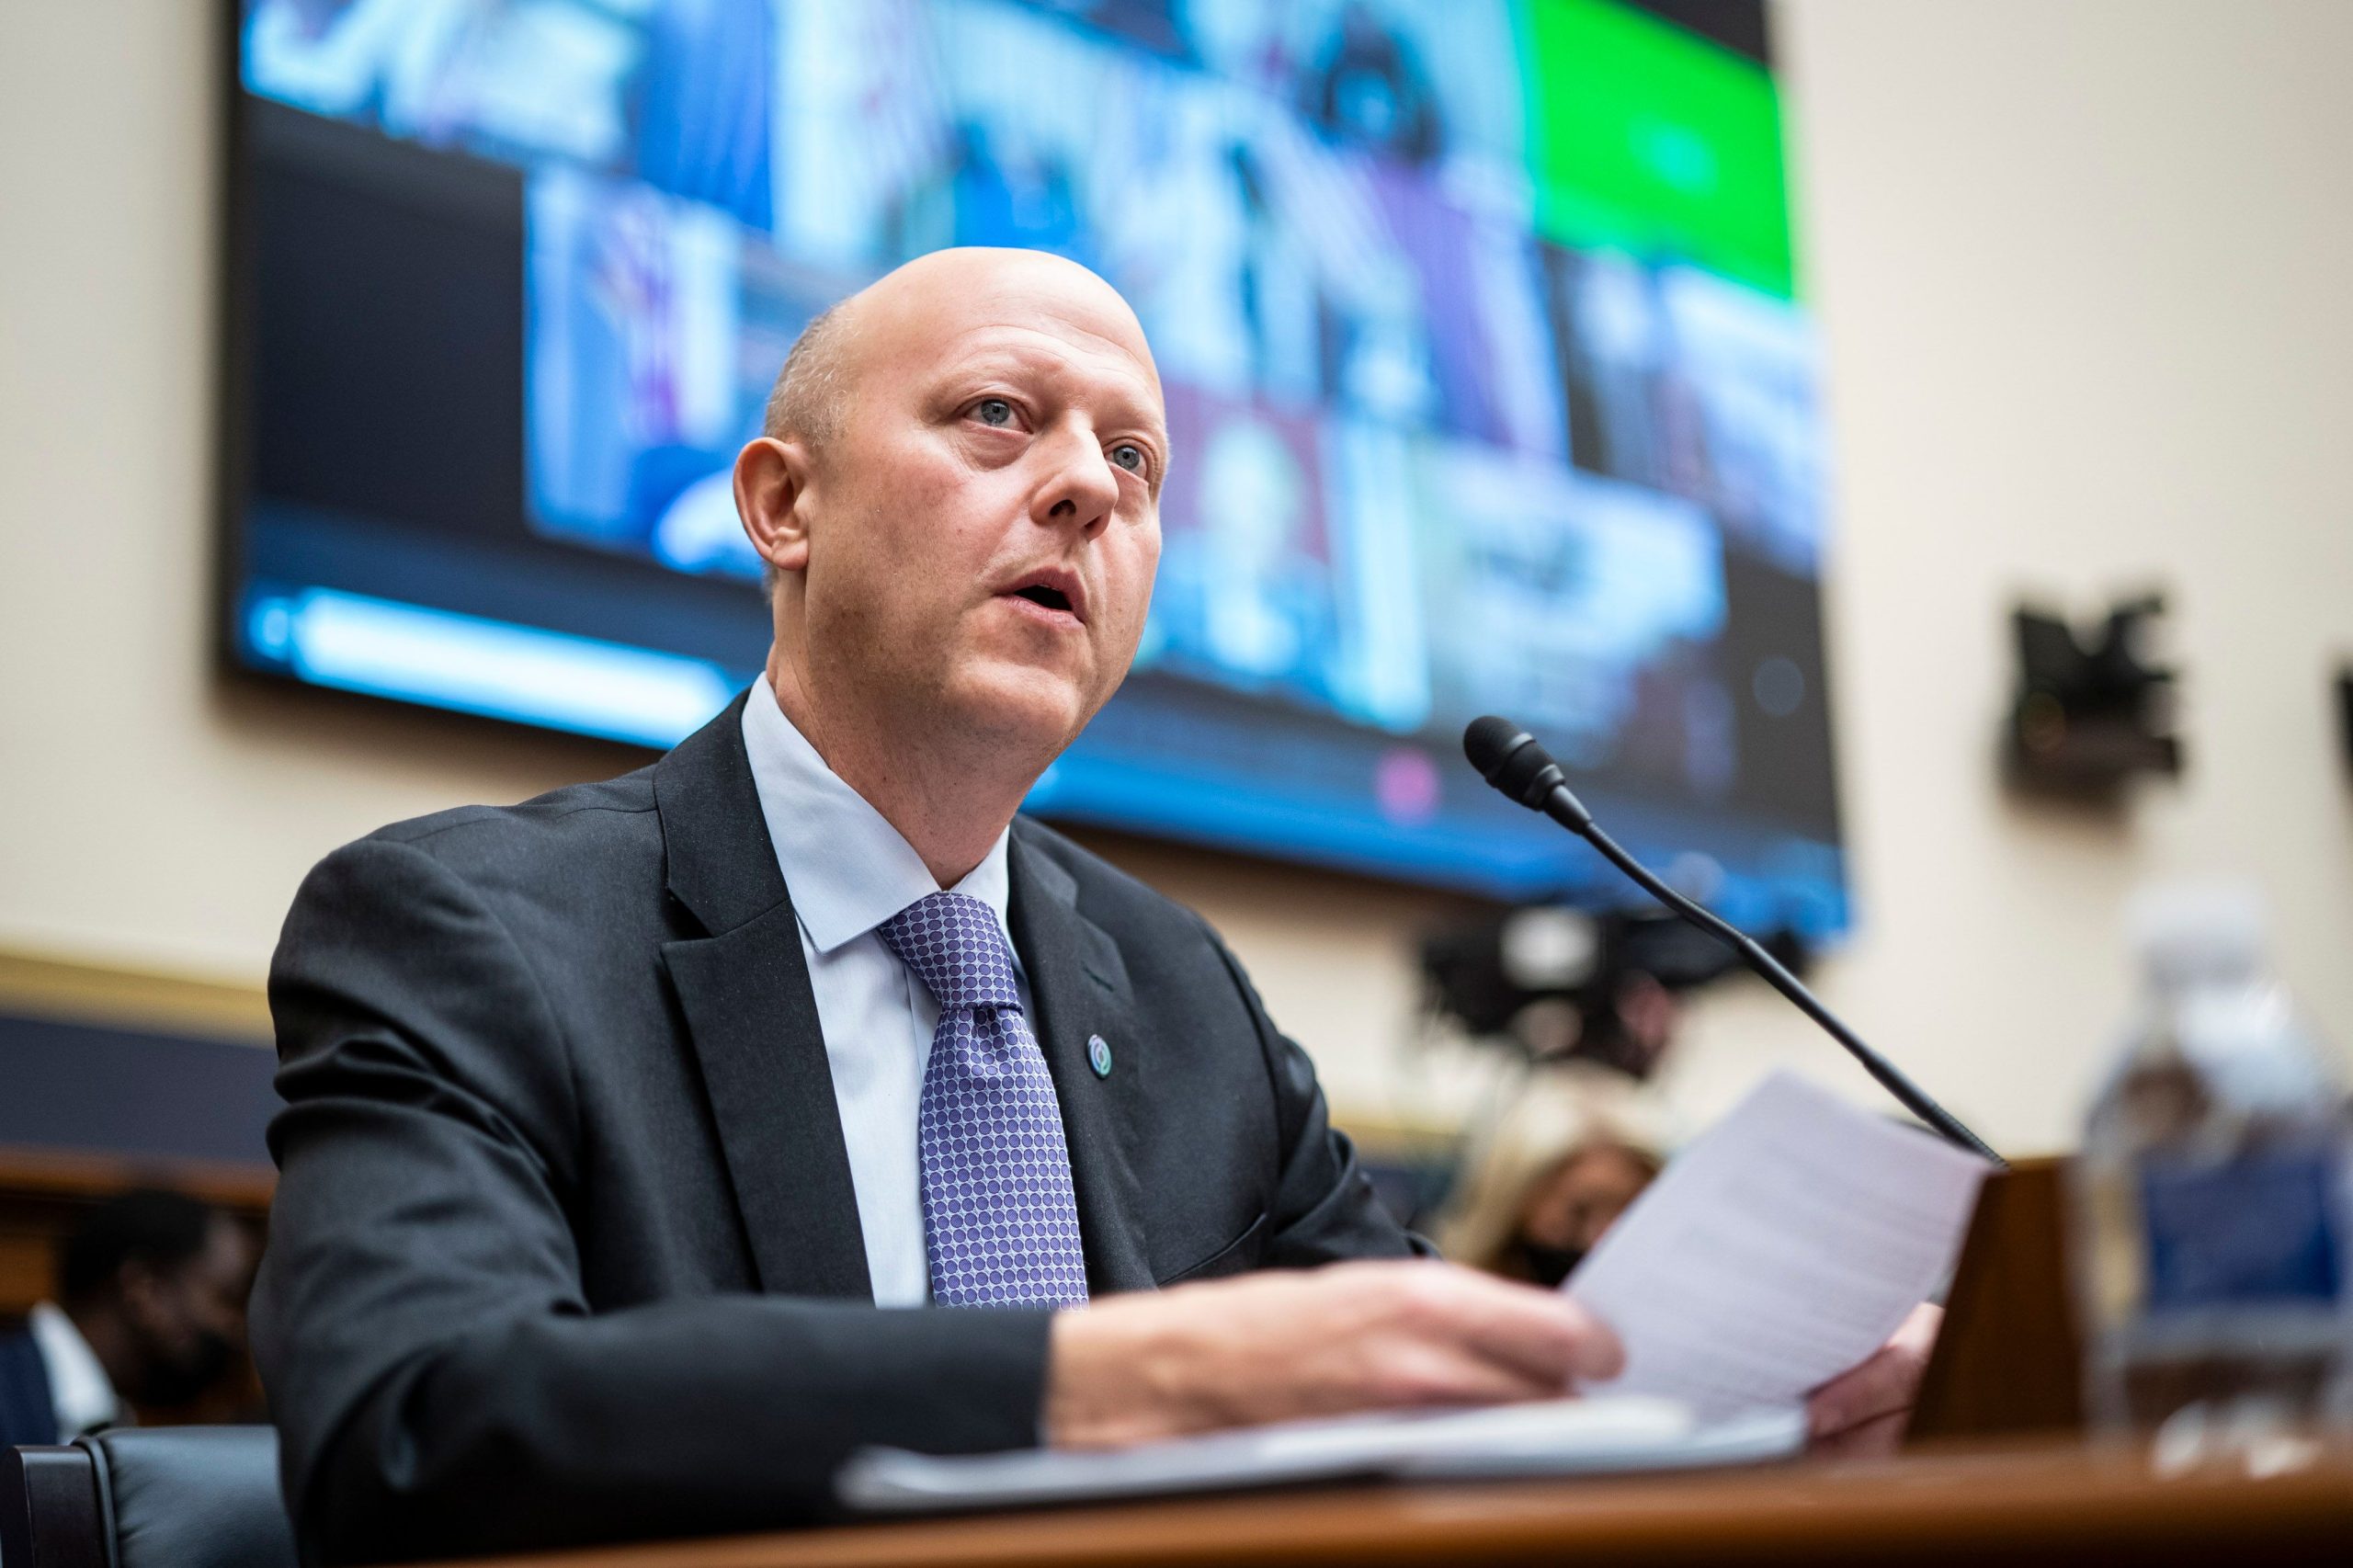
[1396,1267,1626,1387]
[1376,1341,1570,1410]
[1506,1280,1619,1384]
[1809,1406,1909,1460]
[1552,1294,1625,1381]
[1889,1302,1944,1358]
[1807,1303,1942,1440]
[1805,1350,1911,1440]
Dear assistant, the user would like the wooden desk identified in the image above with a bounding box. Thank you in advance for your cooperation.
[453,1441,2352,1568]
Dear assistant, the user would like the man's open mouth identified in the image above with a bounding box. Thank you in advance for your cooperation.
[1000,566,1086,623]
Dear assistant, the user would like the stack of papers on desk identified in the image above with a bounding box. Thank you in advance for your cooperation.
[839,1396,1803,1514]
[839,1071,1990,1516]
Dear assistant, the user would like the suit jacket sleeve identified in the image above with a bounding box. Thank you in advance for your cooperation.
[253,837,1051,1565]
[1194,915,1438,1269]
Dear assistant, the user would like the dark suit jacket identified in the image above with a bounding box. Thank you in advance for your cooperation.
[0,1327,59,1450]
[251,692,1418,1564]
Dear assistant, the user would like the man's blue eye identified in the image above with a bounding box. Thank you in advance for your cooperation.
[1110,443,1145,472]
[974,398,1014,426]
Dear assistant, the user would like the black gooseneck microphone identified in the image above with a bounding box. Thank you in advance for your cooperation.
[1463,715,2005,1168]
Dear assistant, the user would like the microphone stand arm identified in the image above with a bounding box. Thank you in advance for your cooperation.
[1540,786,2007,1169]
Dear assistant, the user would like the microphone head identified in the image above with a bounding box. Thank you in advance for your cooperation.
[1462,716,1562,810]
[1462,715,1529,781]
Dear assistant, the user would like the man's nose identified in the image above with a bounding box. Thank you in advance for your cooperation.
[1030,426,1120,538]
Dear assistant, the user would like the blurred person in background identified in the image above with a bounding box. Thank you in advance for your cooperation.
[1438,1067,1666,1288]
[0,1187,256,1449]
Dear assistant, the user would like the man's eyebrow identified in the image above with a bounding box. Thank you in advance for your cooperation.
[941,346,1168,446]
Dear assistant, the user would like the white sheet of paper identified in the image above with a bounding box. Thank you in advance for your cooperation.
[1566,1071,1992,1422]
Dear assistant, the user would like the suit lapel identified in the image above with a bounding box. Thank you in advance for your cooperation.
[1008,827,1157,1296]
[654,694,871,1302]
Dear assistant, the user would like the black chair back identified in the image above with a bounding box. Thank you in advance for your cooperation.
[2,1426,294,1568]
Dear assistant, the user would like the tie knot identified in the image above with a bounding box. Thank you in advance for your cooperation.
[878,892,1022,1012]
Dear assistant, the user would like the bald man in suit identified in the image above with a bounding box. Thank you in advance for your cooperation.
[253,249,1927,1565]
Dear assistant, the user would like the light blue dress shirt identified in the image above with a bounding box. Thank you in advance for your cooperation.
[738,677,1029,1307]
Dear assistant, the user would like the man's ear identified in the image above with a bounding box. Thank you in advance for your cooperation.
[734,436,816,581]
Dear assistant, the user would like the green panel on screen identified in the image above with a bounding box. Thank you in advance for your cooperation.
[1521,0,1795,297]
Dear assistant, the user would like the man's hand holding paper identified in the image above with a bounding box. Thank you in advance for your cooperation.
[1805,1301,1946,1456]
[1563,1073,1991,1451]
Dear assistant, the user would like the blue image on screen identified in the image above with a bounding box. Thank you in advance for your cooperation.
[230,0,1845,932]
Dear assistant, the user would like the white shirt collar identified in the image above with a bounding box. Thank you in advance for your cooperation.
[740,677,1013,952]
[28,1301,120,1437]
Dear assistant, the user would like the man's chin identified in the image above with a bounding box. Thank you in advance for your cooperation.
[944,662,1097,756]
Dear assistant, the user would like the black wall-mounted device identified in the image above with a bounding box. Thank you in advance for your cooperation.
[2003,593,2182,800]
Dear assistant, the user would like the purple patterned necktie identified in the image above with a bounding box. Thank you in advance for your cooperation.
[877,892,1090,1308]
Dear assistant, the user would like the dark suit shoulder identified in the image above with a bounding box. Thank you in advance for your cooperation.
[1009,814,1214,940]
[351,768,663,897]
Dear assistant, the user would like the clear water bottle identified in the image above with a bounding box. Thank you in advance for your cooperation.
[2072,881,2351,1440]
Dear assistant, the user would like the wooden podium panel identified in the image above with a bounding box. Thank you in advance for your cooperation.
[1910,1156,2085,1439]
[450,1442,2353,1568]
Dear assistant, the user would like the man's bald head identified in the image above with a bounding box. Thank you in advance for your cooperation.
[760,248,1161,463]
[734,243,1166,858]
[761,298,853,455]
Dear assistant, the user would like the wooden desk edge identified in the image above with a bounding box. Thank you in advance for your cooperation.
[430,1440,2353,1568]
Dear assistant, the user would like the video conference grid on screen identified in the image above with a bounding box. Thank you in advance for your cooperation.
[225,0,1843,930]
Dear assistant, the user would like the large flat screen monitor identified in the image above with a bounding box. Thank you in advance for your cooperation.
[222,0,1844,932]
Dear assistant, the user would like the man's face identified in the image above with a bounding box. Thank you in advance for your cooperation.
[790,257,1166,756]
[121,1217,254,1408]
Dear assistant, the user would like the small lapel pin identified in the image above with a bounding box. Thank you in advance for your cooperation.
[1086,1033,1113,1078]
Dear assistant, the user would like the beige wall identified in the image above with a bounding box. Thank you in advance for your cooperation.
[4,1,2349,1158]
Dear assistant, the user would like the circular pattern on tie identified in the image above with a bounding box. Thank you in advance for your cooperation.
[880,892,1090,1309]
